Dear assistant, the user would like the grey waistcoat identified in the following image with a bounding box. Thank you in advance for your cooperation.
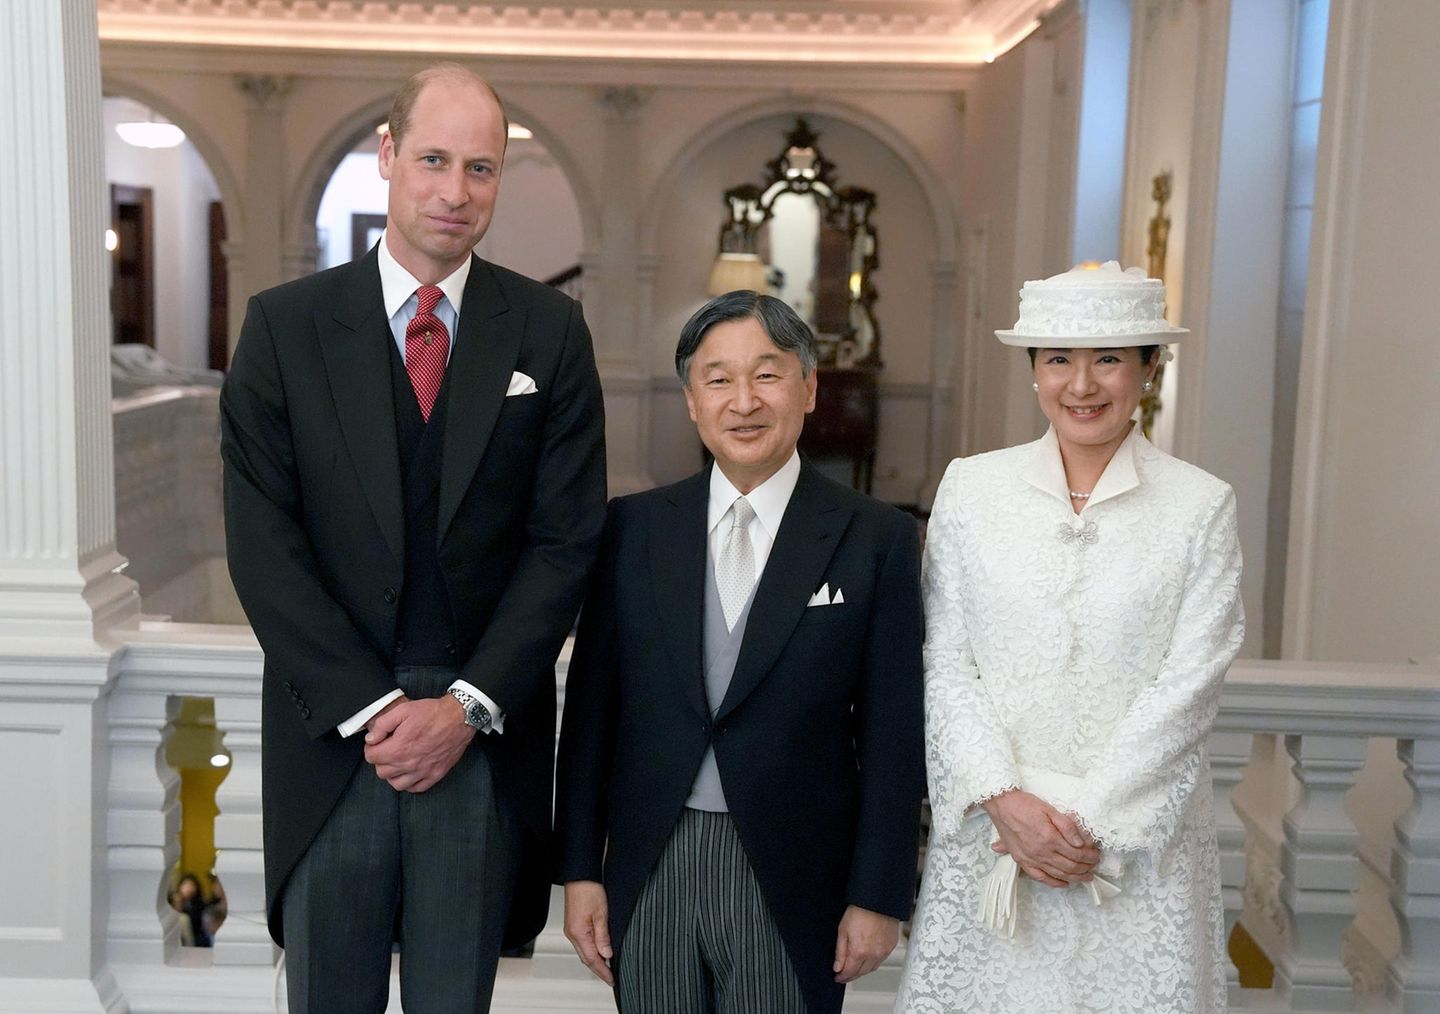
[684,550,757,812]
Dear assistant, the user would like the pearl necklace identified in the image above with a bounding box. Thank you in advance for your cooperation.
[1069,491,1090,500]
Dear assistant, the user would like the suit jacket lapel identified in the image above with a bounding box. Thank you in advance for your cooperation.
[439,257,523,541]
[716,464,850,722]
[651,469,711,723]
[318,250,404,566]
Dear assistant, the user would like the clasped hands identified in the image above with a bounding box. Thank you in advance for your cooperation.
[982,789,1101,888]
[563,881,898,987]
[363,694,474,793]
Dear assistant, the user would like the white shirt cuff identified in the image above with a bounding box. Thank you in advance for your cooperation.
[337,689,404,738]
[448,679,505,734]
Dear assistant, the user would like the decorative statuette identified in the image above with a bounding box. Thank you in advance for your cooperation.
[1057,519,1099,547]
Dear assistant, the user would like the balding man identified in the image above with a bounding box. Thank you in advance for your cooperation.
[222,64,606,1013]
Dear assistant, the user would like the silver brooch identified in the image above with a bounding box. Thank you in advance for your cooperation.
[1057,520,1099,547]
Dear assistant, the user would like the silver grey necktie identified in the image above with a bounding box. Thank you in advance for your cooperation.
[716,497,757,631]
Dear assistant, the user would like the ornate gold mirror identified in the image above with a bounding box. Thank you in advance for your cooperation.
[712,120,881,370]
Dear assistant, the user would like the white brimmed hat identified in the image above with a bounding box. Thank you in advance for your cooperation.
[995,260,1188,347]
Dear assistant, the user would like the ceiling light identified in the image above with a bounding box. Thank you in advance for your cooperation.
[374,121,533,140]
[115,120,186,149]
[210,754,231,768]
[105,229,119,253]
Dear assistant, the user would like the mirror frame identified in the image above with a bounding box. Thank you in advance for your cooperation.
[716,119,882,370]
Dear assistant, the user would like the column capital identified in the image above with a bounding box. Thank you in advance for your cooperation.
[594,86,650,119]
[234,73,293,109]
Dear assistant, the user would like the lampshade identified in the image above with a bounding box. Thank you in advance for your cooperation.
[706,252,769,296]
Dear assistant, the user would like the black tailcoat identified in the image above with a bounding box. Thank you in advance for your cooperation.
[221,248,606,947]
[555,462,924,1013]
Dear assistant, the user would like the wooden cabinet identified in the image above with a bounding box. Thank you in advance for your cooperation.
[799,367,878,492]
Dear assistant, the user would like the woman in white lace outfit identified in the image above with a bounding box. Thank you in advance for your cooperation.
[896,263,1244,1013]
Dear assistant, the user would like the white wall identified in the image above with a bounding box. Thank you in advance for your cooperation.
[1285,0,1440,663]
[103,95,220,369]
[478,144,584,283]
[954,13,1083,458]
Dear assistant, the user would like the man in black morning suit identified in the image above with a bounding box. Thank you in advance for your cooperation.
[221,64,605,1013]
[555,292,924,1014]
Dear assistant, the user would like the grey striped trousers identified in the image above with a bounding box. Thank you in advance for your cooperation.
[618,807,808,1014]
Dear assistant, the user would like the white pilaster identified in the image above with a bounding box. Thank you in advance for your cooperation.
[920,258,957,507]
[1169,0,1293,659]
[0,0,138,1008]
[592,86,654,494]
[235,74,291,302]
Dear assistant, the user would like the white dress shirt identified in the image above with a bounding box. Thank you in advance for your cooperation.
[336,231,504,739]
[706,450,802,582]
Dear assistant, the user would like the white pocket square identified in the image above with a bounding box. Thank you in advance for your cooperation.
[506,371,538,397]
[807,583,844,607]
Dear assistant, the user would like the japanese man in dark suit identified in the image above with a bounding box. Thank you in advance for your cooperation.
[555,291,923,1013]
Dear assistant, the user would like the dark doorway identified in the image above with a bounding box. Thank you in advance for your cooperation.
[351,213,387,263]
[110,183,155,347]
[208,201,229,371]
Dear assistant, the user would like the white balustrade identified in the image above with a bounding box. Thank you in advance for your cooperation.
[81,639,1440,1012]
[1208,727,1255,991]
[1277,732,1367,1010]
[1389,737,1440,1010]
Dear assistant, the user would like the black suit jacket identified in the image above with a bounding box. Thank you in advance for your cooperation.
[221,249,606,947]
[555,462,924,1014]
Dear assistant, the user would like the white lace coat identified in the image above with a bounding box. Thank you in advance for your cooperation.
[896,427,1244,1014]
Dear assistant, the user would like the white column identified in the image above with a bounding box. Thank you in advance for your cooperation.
[1388,737,1440,1010]
[0,0,139,1007]
[1274,733,1364,1010]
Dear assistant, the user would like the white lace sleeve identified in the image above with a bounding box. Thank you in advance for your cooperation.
[1056,486,1244,861]
[922,462,1021,844]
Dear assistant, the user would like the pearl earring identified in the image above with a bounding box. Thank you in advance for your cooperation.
[1032,382,1040,392]
[1143,380,1154,393]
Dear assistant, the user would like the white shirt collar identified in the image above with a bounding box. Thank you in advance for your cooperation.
[707,450,802,540]
[1021,423,1144,511]
[377,229,470,320]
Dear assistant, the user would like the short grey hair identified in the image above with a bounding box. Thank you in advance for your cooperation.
[675,290,818,385]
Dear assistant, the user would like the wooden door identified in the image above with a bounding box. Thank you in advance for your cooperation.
[110,183,155,346]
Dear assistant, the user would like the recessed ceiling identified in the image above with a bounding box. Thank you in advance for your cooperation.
[98,0,1064,68]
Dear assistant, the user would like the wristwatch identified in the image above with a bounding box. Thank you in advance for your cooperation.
[447,686,493,733]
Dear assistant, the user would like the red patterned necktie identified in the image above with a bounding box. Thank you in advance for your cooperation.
[404,285,450,421]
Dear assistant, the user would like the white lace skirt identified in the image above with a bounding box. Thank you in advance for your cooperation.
[895,809,1227,1014]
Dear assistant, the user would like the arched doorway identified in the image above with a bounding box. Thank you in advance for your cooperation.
[102,95,230,374]
[314,118,585,290]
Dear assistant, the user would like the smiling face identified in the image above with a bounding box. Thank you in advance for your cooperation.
[1032,347,1157,455]
[378,76,506,283]
[684,316,817,494]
